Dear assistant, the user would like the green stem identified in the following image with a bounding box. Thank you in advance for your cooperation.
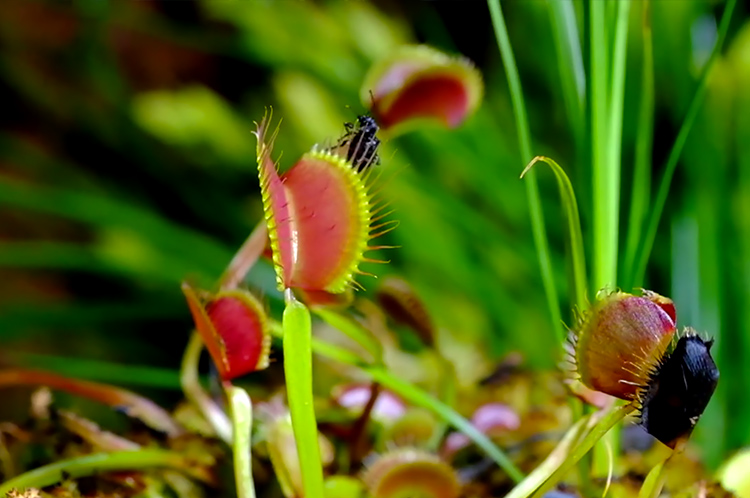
[637,457,668,498]
[632,0,737,286]
[531,403,635,497]
[623,0,654,289]
[589,0,611,293]
[180,331,233,444]
[282,291,325,498]
[504,417,589,498]
[0,449,212,495]
[602,0,630,284]
[488,0,564,341]
[227,385,257,498]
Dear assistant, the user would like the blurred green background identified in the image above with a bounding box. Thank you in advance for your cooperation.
[1,0,749,469]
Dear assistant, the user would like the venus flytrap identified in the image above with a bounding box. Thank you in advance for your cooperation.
[361,45,483,134]
[181,283,271,498]
[253,109,391,497]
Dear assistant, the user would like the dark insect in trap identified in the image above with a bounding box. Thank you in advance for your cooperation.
[570,290,719,449]
[336,114,381,172]
[639,334,719,449]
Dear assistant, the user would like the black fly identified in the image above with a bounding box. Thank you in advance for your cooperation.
[336,114,381,173]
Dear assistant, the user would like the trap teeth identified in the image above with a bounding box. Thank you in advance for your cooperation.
[182,282,270,380]
[572,290,677,401]
[570,290,720,448]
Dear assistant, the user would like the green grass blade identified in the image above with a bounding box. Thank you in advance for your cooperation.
[282,292,325,498]
[622,1,654,290]
[522,157,588,312]
[632,0,737,286]
[488,0,564,340]
[547,0,586,149]
[602,0,630,284]
[227,385,257,498]
[589,0,610,293]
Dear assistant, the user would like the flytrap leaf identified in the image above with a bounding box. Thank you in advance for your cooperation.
[255,112,390,294]
[182,282,270,380]
[361,45,482,132]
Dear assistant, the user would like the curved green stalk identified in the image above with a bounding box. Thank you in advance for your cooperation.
[632,0,737,286]
[522,156,588,312]
[282,291,325,498]
[227,385,257,498]
[488,0,564,341]
[0,449,212,495]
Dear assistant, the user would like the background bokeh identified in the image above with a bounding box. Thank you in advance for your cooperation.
[1,0,749,469]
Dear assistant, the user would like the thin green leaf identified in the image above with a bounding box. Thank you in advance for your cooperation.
[282,292,325,498]
[488,0,564,341]
[632,0,737,286]
[522,156,588,312]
